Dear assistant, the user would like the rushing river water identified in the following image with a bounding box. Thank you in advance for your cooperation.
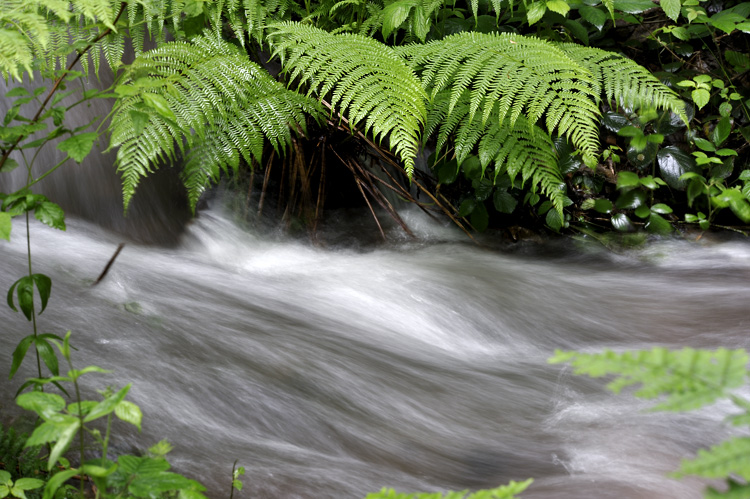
[2,202,750,498]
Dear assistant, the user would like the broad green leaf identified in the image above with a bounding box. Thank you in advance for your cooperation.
[493,190,517,213]
[661,0,681,20]
[128,110,150,135]
[651,203,673,214]
[16,391,66,420]
[711,116,731,147]
[579,6,607,29]
[658,146,699,190]
[615,189,646,209]
[547,0,571,15]
[458,199,476,217]
[691,88,710,110]
[57,133,98,163]
[142,93,177,122]
[0,212,10,240]
[601,112,630,132]
[34,202,66,230]
[0,158,19,173]
[611,213,634,231]
[470,203,489,232]
[693,137,715,151]
[594,198,613,213]
[612,0,656,13]
[617,125,644,137]
[115,400,143,430]
[527,2,547,24]
[381,0,415,38]
[12,276,34,320]
[616,171,640,189]
[13,478,44,490]
[634,205,650,218]
[42,469,79,499]
[646,212,672,234]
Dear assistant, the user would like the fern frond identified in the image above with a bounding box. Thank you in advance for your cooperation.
[72,0,117,30]
[558,43,687,122]
[550,347,749,412]
[270,22,427,178]
[396,32,601,166]
[109,34,322,211]
[428,90,565,216]
[675,437,750,481]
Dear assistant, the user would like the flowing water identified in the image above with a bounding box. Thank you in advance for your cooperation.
[2,199,750,498]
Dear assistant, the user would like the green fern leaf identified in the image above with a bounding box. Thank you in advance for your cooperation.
[550,347,749,412]
[427,90,565,217]
[676,437,750,481]
[397,32,602,166]
[270,22,427,178]
[109,34,322,211]
[558,43,687,122]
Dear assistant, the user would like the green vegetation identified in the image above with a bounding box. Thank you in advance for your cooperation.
[1,0,748,497]
[551,348,750,497]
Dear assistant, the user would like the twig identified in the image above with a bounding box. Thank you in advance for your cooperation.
[93,243,125,286]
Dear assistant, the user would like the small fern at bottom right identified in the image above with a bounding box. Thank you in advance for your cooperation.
[550,347,750,497]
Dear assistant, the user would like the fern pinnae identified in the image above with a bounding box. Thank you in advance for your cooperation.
[270,22,427,178]
[110,33,322,211]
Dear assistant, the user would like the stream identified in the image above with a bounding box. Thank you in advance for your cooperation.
[2,202,750,498]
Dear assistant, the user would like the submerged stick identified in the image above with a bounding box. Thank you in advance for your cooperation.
[93,243,125,286]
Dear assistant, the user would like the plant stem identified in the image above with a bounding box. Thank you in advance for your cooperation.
[25,210,42,380]
[70,366,87,495]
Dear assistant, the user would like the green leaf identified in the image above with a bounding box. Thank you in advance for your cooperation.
[527,2,547,24]
[0,212,10,241]
[115,400,143,431]
[646,212,673,234]
[617,171,641,189]
[693,137,715,151]
[658,146,699,190]
[42,469,78,499]
[594,198,613,213]
[471,203,489,232]
[458,199,476,217]
[84,385,131,423]
[579,6,607,29]
[128,110,150,136]
[691,88,710,110]
[34,202,66,230]
[601,112,630,132]
[615,189,646,209]
[651,203,673,214]
[142,93,177,122]
[36,338,59,376]
[31,274,51,314]
[612,0,656,13]
[711,116,731,147]
[546,0,571,16]
[493,190,517,214]
[634,205,651,218]
[611,213,634,231]
[617,125,644,137]
[57,133,97,163]
[16,391,66,420]
[10,335,34,380]
[10,276,34,321]
[661,0,681,20]
[381,0,415,38]
[0,158,19,173]
[676,437,750,480]
[13,478,44,491]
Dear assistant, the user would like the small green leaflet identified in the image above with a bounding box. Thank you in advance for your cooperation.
[142,93,177,122]
[57,132,98,163]
[0,212,10,240]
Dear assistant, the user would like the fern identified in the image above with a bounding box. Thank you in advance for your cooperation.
[270,21,427,178]
[364,479,533,499]
[550,347,748,411]
[396,32,602,166]
[427,90,565,216]
[557,43,687,122]
[109,33,322,211]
